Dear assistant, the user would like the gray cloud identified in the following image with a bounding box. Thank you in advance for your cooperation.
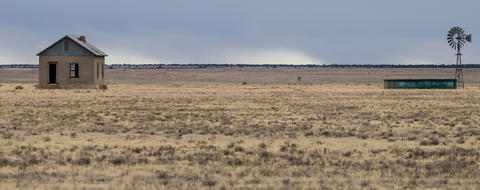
[0,0,478,64]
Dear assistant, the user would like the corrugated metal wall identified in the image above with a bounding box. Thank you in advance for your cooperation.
[384,79,457,89]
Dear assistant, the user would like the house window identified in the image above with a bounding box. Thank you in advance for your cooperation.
[70,63,79,78]
[64,40,69,52]
[102,63,104,79]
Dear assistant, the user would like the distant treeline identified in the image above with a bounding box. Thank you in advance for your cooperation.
[0,64,39,68]
[2,64,480,69]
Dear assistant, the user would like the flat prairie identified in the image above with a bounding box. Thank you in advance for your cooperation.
[0,68,480,189]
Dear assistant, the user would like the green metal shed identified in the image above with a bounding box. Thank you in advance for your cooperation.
[384,79,457,89]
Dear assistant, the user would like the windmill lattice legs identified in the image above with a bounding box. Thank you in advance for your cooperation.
[455,48,464,89]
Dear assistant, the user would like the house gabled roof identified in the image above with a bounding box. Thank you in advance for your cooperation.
[37,35,108,56]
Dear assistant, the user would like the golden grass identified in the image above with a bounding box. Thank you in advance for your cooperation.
[0,82,480,189]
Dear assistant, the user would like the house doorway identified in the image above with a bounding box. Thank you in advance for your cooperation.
[48,63,56,84]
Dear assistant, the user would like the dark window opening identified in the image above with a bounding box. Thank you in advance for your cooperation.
[64,40,69,52]
[70,63,79,78]
[97,63,99,79]
[102,63,104,79]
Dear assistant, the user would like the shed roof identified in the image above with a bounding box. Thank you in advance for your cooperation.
[37,35,107,56]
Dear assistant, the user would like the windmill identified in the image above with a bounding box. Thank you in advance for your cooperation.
[447,27,472,89]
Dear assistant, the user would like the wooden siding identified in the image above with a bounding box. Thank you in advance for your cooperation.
[38,38,95,56]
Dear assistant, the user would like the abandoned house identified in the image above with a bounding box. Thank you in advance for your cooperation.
[37,35,107,89]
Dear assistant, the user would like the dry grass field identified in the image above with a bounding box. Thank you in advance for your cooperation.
[1,68,480,189]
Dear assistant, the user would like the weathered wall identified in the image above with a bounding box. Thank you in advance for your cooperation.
[93,57,105,85]
[39,56,104,88]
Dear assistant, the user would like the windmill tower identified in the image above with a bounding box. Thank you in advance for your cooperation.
[447,27,472,89]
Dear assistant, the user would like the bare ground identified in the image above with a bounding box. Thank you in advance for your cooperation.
[0,68,480,189]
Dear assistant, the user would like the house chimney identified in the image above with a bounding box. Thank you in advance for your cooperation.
[79,35,86,42]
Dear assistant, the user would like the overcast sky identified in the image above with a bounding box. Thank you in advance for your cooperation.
[0,0,478,65]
